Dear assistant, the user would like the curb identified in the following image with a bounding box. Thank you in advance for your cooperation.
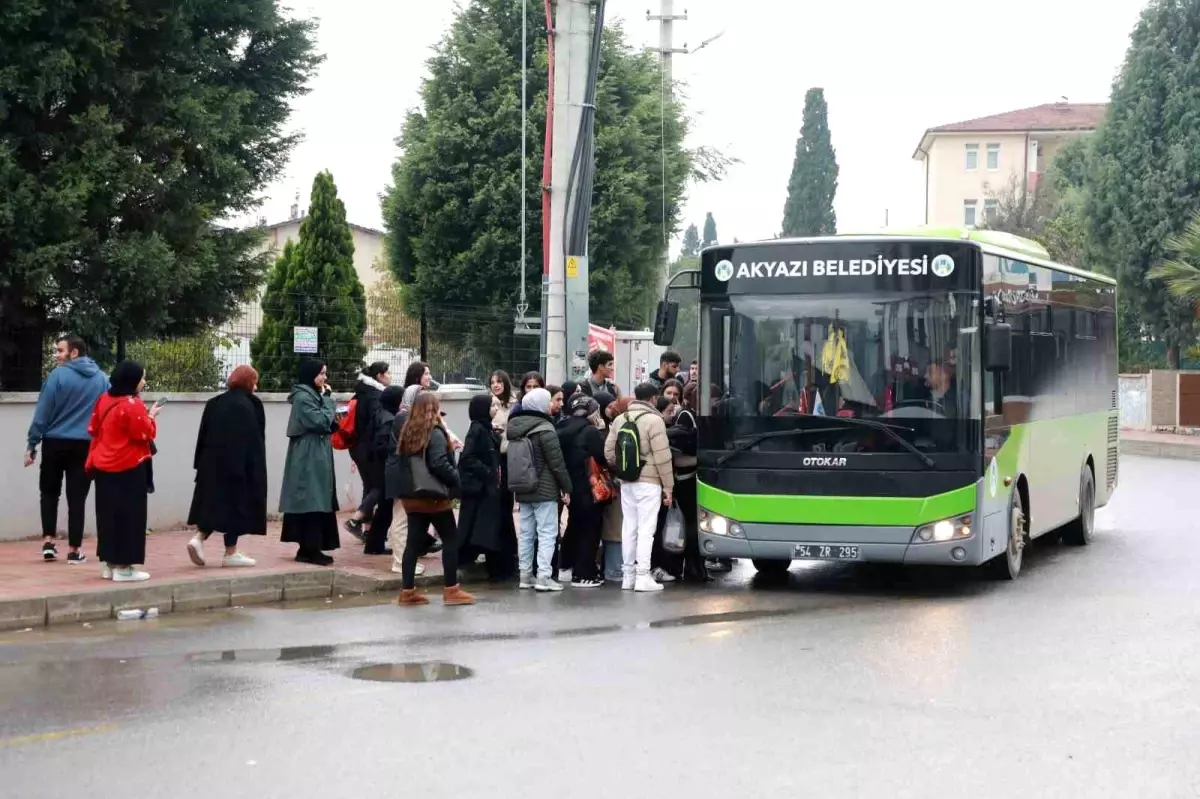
[1121,439,1200,462]
[0,566,452,632]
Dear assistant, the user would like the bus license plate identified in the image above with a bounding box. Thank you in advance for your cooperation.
[793,544,859,561]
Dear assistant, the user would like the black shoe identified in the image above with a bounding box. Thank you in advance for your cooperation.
[296,551,334,566]
[343,518,365,541]
[363,547,393,557]
[427,539,443,555]
[67,551,88,565]
[42,541,57,561]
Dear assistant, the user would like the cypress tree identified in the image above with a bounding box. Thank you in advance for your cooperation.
[702,213,719,247]
[251,172,367,390]
[781,88,839,237]
[681,224,701,257]
[1085,0,1200,366]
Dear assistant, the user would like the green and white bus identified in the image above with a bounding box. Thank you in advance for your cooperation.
[654,228,1118,580]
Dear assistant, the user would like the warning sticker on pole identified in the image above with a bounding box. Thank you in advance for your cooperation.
[567,255,584,278]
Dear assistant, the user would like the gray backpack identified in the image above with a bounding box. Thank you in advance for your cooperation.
[506,437,541,494]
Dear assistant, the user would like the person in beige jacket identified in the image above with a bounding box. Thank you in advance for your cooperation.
[605,383,674,592]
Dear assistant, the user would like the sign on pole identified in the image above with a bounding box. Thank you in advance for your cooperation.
[293,326,318,354]
[587,323,615,356]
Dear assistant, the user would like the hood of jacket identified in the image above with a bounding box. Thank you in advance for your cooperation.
[468,393,493,424]
[379,385,405,414]
[288,383,320,404]
[355,373,386,396]
[506,411,555,441]
[64,356,102,379]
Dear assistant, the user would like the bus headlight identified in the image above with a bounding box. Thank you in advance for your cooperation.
[912,514,973,544]
[699,509,745,538]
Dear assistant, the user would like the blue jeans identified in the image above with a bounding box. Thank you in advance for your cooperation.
[603,540,623,580]
[519,502,559,578]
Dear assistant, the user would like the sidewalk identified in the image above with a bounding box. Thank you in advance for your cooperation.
[0,517,456,631]
[1120,429,1200,461]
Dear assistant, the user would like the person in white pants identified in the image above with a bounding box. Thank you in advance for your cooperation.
[605,383,675,592]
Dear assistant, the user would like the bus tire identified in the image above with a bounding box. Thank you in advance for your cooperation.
[1062,466,1095,547]
[987,489,1026,581]
[752,559,791,578]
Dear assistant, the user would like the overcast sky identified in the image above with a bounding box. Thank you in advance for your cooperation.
[255,0,1146,250]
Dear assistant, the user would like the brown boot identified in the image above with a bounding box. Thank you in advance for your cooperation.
[398,588,429,606]
[442,585,476,606]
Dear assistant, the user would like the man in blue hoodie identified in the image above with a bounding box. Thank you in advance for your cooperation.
[25,335,109,563]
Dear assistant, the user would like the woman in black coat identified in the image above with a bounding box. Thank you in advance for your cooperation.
[556,394,610,587]
[186,365,268,567]
[457,394,503,576]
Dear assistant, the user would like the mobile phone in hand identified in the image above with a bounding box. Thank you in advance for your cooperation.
[152,397,169,409]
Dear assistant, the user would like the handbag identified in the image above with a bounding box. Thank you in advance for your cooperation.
[403,449,450,499]
[588,458,616,504]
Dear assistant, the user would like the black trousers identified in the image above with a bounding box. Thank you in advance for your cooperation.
[404,510,460,590]
[365,495,392,553]
[570,502,604,581]
[353,454,382,517]
[39,438,91,547]
[200,531,240,548]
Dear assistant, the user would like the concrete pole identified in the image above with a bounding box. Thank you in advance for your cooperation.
[648,1,687,299]
[545,0,592,385]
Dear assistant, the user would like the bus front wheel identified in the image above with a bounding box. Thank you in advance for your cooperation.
[987,489,1026,581]
[752,559,791,578]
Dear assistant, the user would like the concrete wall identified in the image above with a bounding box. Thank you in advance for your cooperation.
[1118,374,1148,430]
[0,390,474,542]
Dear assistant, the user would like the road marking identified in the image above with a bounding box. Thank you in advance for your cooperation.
[0,724,118,748]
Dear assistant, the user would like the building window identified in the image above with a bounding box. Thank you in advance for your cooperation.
[964,200,978,227]
[984,198,999,221]
[986,143,1000,170]
[965,143,979,171]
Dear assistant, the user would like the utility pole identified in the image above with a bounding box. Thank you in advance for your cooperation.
[544,0,593,384]
[648,2,688,300]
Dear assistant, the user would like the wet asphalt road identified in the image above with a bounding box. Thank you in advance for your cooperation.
[1,455,1199,799]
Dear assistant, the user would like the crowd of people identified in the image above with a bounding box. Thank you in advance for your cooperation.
[25,334,720,602]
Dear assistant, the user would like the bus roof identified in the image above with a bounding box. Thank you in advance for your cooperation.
[702,227,1116,286]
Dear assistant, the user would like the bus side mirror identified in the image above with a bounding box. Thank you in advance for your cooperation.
[653,300,678,346]
[986,323,1012,373]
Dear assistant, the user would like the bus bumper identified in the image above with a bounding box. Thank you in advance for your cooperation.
[699,523,985,567]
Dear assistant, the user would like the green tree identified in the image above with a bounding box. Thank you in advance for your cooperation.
[251,172,367,391]
[383,0,717,336]
[1085,0,1200,367]
[1149,214,1200,302]
[702,212,718,247]
[681,224,701,257]
[0,1,321,389]
[128,334,227,392]
[781,88,838,237]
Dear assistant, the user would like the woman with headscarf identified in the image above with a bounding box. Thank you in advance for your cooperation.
[279,360,340,565]
[557,394,610,587]
[593,391,625,582]
[456,393,503,575]
[86,360,159,582]
[186,365,266,568]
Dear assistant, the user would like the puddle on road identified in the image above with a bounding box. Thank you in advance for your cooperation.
[351,662,473,683]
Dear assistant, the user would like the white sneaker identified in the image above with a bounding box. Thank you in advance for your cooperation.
[634,573,664,592]
[519,572,535,589]
[186,534,206,566]
[622,571,636,591]
[534,577,564,592]
[651,567,677,583]
[101,563,113,580]
[391,562,425,576]
[112,567,150,583]
[222,552,256,567]
[557,568,573,583]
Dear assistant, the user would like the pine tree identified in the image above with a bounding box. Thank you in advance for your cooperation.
[251,172,367,391]
[702,213,719,247]
[781,88,839,237]
[681,224,701,257]
[0,1,321,388]
[1085,0,1200,366]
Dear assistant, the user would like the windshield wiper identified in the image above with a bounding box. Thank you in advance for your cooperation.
[715,427,846,469]
[816,415,935,469]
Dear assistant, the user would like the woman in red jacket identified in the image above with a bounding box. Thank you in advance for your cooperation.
[86,360,160,582]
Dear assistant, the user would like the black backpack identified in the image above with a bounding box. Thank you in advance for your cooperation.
[613,412,649,481]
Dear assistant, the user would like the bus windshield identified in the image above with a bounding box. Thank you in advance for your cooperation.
[705,291,982,457]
